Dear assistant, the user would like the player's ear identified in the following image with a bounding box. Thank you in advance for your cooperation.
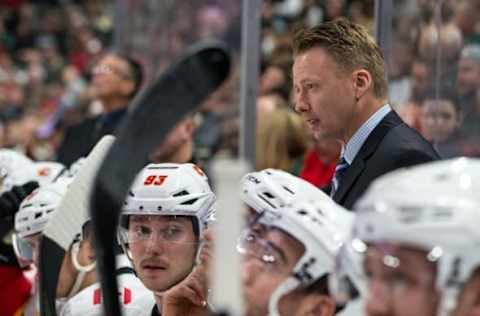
[302,293,336,316]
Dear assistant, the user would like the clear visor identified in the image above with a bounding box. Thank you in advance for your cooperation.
[12,233,34,267]
[118,224,197,244]
[354,240,439,301]
[236,212,304,276]
[329,239,367,305]
[118,214,199,260]
[237,228,281,269]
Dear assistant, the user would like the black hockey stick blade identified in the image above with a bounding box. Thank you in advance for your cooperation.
[39,136,115,316]
[90,41,231,316]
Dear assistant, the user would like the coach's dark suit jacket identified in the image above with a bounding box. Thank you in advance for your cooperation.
[333,110,440,209]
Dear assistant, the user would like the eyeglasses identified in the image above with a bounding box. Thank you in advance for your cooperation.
[91,63,132,80]
[12,233,37,264]
[237,228,289,274]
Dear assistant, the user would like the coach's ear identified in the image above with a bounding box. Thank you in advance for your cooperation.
[302,293,336,316]
[352,68,372,100]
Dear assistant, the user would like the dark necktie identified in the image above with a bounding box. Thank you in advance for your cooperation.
[330,157,349,197]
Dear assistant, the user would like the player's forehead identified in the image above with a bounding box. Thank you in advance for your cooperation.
[366,242,437,273]
[24,232,42,243]
[264,227,305,267]
[129,214,191,226]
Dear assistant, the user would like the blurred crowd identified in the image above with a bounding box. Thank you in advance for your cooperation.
[1,0,480,188]
[0,0,114,160]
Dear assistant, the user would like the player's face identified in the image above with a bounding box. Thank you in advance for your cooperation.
[128,215,197,293]
[293,47,357,142]
[149,117,193,163]
[452,269,480,316]
[364,244,439,316]
[240,226,305,316]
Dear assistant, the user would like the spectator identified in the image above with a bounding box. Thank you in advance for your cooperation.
[56,52,143,166]
[420,86,479,158]
[456,44,480,140]
[395,57,432,132]
[454,0,480,45]
[256,106,308,175]
[299,135,341,190]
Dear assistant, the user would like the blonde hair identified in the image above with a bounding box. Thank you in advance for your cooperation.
[292,18,388,98]
[256,108,309,173]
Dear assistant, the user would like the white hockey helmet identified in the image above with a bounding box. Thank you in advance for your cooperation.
[240,197,354,316]
[121,163,216,233]
[34,161,66,186]
[240,168,332,213]
[0,149,37,194]
[15,176,73,239]
[352,157,480,316]
[328,234,367,306]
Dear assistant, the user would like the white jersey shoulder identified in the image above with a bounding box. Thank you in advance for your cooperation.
[60,256,154,316]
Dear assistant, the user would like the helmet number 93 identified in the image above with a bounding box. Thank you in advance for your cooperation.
[143,175,168,186]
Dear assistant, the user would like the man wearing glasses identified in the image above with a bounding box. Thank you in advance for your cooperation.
[57,53,143,166]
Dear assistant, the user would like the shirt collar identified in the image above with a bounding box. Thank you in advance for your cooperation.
[342,104,391,164]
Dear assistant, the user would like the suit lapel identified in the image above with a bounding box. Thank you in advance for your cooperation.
[333,111,404,204]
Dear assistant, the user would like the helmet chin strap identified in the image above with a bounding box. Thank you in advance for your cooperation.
[437,286,460,316]
[268,277,299,316]
[67,240,96,298]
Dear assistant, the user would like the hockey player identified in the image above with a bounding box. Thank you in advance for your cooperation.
[0,149,65,194]
[58,217,154,316]
[349,158,480,316]
[117,162,216,316]
[33,161,66,186]
[239,169,361,316]
[13,176,74,315]
[160,169,361,316]
[0,149,63,315]
[13,166,154,316]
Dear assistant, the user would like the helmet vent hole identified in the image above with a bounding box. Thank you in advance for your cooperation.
[263,192,274,199]
[139,206,144,210]
[298,210,308,215]
[173,190,189,197]
[34,212,42,219]
[181,198,198,205]
[282,186,294,194]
